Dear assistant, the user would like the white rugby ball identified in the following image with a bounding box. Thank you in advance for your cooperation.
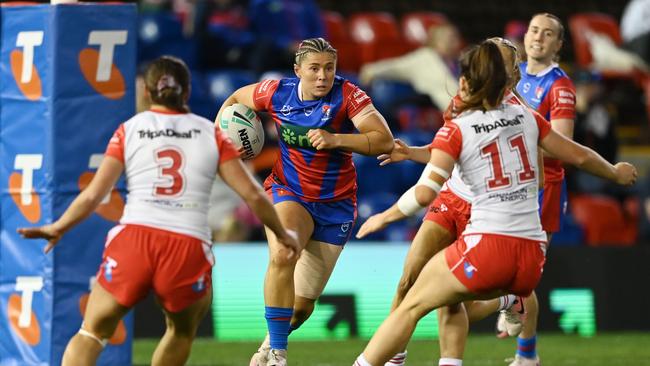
[220,103,264,160]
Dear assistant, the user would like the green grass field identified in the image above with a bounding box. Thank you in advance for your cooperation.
[133,332,650,365]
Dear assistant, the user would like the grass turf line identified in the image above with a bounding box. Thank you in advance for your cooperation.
[133,332,650,366]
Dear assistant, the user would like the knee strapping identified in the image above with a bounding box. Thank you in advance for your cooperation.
[78,328,108,348]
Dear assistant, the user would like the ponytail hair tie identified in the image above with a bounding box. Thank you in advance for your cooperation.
[157,75,181,95]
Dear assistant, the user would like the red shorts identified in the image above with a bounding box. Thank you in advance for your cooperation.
[423,189,471,238]
[444,233,546,297]
[540,180,567,233]
[96,224,213,313]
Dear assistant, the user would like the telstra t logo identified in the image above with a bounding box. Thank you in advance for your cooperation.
[10,31,44,100]
[78,30,128,100]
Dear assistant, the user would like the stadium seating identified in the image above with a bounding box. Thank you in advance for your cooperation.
[400,11,449,50]
[366,79,418,118]
[570,194,637,246]
[187,71,217,120]
[353,154,403,198]
[204,70,256,114]
[138,12,198,69]
[568,13,637,80]
[354,192,404,241]
[348,12,408,65]
[322,10,360,72]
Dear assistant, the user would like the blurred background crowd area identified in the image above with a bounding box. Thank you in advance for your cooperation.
[128,0,650,246]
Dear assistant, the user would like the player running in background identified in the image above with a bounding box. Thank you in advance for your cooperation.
[496,13,576,366]
[18,56,299,366]
[352,40,636,366]
[215,38,394,366]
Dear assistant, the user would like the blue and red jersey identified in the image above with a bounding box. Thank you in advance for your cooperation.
[517,62,576,183]
[253,76,373,202]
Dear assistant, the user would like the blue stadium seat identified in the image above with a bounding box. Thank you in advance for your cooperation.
[204,70,256,111]
[353,154,403,198]
[138,12,198,69]
[139,12,184,44]
[187,71,217,120]
[354,192,404,241]
[367,79,417,117]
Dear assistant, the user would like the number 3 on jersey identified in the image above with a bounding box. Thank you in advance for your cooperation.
[481,133,535,190]
[153,147,185,197]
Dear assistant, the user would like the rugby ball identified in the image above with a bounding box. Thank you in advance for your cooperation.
[220,103,264,160]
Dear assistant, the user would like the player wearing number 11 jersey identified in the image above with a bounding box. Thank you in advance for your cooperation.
[353,40,636,366]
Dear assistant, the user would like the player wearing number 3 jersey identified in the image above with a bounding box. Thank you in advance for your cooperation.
[353,40,636,366]
[18,56,299,366]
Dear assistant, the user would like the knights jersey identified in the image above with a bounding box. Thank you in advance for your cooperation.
[434,92,525,203]
[105,109,239,243]
[253,76,372,201]
[430,103,552,241]
[517,62,576,183]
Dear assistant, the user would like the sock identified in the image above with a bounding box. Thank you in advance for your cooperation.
[354,353,372,366]
[385,351,407,365]
[439,358,462,366]
[265,306,293,350]
[497,294,518,311]
[516,335,537,359]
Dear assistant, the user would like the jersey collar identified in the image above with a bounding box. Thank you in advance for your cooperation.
[526,62,558,77]
[149,107,186,115]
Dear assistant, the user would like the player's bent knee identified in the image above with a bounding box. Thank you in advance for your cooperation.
[269,248,299,267]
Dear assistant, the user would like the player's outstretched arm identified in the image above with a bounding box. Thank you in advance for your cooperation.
[218,158,300,256]
[540,129,637,185]
[17,157,124,253]
[378,139,432,166]
[308,104,394,155]
[356,149,454,239]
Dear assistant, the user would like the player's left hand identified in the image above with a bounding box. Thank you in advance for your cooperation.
[356,213,388,239]
[17,224,63,254]
[307,129,339,150]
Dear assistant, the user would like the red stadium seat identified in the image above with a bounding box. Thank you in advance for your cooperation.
[322,10,347,42]
[570,194,637,246]
[348,12,407,65]
[568,13,640,81]
[321,10,360,72]
[401,11,449,50]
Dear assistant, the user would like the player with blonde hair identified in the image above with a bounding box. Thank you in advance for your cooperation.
[216,38,394,366]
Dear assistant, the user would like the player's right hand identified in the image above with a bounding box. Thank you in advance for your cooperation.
[17,224,63,254]
[614,162,637,186]
[356,213,388,239]
[277,229,300,259]
[377,139,410,166]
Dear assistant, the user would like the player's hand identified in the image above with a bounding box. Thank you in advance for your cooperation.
[307,129,339,150]
[17,224,63,254]
[356,213,388,239]
[277,229,300,259]
[614,162,637,186]
[377,139,411,166]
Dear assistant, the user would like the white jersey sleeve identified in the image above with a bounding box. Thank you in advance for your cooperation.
[114,111,231,243]
[431,104,549,241]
